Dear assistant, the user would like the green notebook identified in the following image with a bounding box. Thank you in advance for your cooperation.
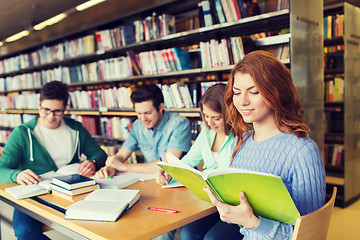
[157,153,300,225]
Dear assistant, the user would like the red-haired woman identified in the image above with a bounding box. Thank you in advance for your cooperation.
[204,50,325,239]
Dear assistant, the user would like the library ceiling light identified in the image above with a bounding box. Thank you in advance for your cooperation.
[0,42,3,47]
[34,13,68,31]
[76,0,107,11]
[5,30,30,42]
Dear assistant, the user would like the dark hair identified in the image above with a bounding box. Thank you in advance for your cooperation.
[130,84,164,111]
[225,50,309,160]
[199,83,232,136]
[40,81,69,107]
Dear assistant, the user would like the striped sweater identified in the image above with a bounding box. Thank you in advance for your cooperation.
[231,131,326,239]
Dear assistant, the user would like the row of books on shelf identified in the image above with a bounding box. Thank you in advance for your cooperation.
[200,37,245,68]
[69,87,134,110]
[324,143,344,167]
[0,113,35,128]
[323,14,344,40]
[0,81,215,111]
[96,12,176,51]
[198,0,288,28]
[0,13,176,74]
[74,114,202,142]
[0,47,193,91]
[323,44,344,54]
[0,0,291,75]
[0,33,291,92]
[0,36,93,74]
[73,115,132,140]
[0,93,38,110]
[324,76,344,103]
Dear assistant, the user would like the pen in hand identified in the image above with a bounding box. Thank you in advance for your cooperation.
[147,207,178,213]
[159,157,169,185]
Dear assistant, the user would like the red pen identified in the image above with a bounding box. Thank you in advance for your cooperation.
[147,207,178,213]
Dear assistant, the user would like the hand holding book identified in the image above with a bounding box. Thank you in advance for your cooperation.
[157,152,300,225]
[203,188,260,229]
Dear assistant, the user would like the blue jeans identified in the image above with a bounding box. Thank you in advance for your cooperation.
[13,209,51,240]
[180,212,243,240]
[152,229,177,240]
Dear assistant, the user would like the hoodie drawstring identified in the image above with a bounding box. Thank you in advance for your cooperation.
[27,128,34,161]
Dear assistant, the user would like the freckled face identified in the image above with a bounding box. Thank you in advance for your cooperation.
[232,72,274,126]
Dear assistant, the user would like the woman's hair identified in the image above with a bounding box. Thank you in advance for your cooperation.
[199,83,232,135]
[224,50,309,159]
[40,81,69,107]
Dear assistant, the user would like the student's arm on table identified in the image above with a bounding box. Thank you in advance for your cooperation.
[77,154,96,176]
[95,146,132,178]
[16,169,41,185]
[77,122,108,175]
[0,127,39,184]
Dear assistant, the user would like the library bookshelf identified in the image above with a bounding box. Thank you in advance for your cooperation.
[323,2,360,207]
[0,0,323,164]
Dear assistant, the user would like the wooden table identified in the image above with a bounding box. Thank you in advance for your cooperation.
[0,180,216,240]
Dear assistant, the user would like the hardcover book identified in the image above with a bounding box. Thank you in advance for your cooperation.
[65,189,140,222]
[157,152,300,225]
[4,163,82,200]
[52,174,96,190]
[51,183,99,196]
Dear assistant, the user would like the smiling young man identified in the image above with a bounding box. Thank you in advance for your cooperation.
[96,84,192,177]
[0,81,107,240]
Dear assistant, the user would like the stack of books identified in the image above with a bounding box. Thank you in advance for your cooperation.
[51,174,99,201]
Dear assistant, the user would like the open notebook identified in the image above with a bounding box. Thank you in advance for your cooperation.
[5,163,81,200]
[65,189,140,222]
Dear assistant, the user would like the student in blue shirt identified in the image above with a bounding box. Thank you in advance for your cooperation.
[96,84,192,177]
[156,83,242,240]
[204,50,326,239]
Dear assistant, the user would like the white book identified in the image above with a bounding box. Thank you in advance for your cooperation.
[65,189,140,222]
[169,83,185,108]
[5,163,81,200]
[5,184,50,200]
[161,85,174,108]
[178,84,194,108]
[92,173,139,189]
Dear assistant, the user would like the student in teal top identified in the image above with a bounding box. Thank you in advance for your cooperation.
[156,83,242,240]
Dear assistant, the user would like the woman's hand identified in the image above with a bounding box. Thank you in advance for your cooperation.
[203,188,260,229]
[155,168,172,185]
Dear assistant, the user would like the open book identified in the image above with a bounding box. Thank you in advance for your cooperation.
[92,172,155,189]
[65,189,140,222]
[157,153,300,225]
[5,163,81,200]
